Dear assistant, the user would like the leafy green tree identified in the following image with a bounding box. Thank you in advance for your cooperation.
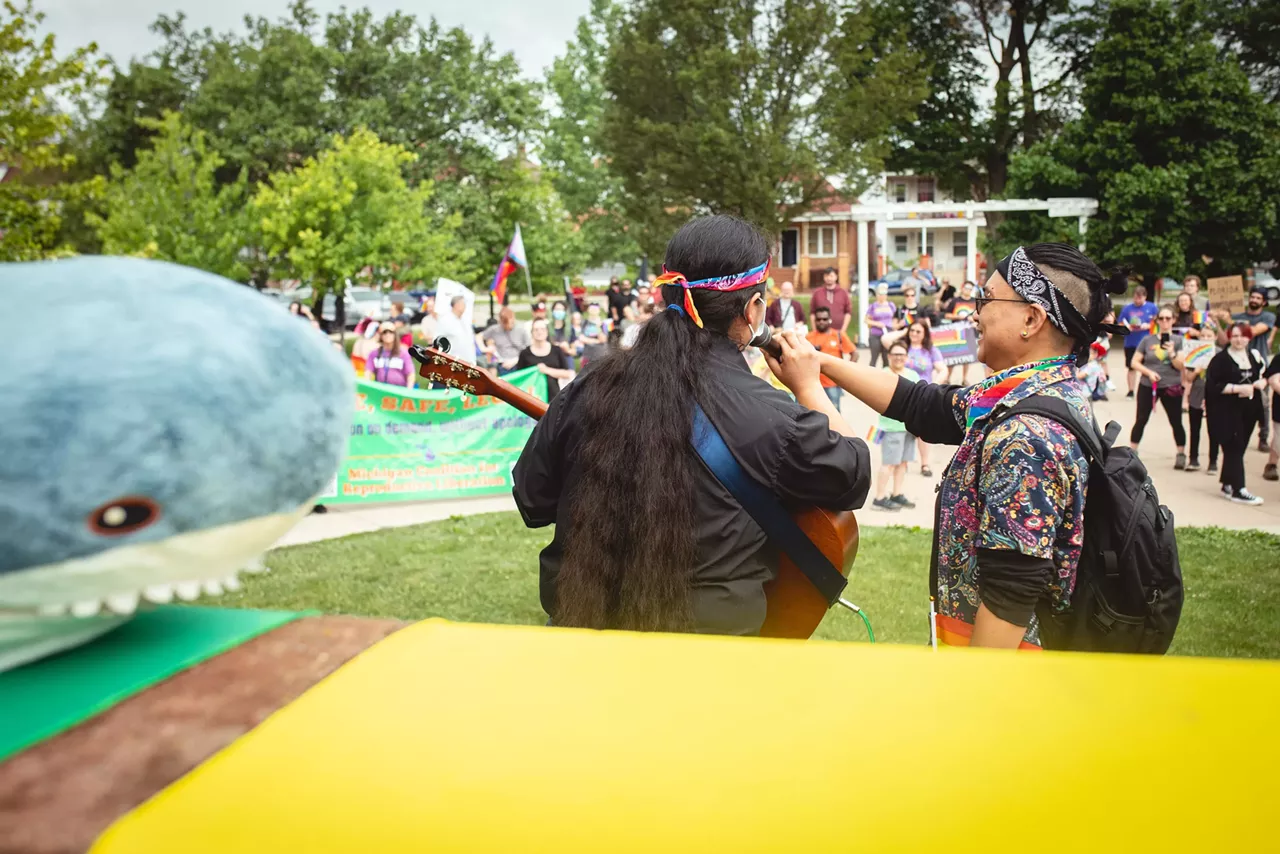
[0,0,104,260]
[993,0,1280,279]
[1209,1,1280,103]
[601,0,925,250]
[542,0,640,267]
[89,112,251,280]
[252,128,468,325]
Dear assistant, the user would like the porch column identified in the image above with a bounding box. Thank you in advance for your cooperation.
[798,222,810,288]
[836,219,851,288]
[1078,215,1089,252]
[857,219,870,347]
[966,216,978,283]
[920,224,927,264]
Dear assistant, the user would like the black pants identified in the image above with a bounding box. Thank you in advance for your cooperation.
[868,334,886,368]
[1131,385,1186,447]
[1188,407,1203,460]
[1220,416,1257,494]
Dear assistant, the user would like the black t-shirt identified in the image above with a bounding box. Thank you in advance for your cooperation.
[1268,354,1280,423]
[515,345,570,399]
[606,288,634,323]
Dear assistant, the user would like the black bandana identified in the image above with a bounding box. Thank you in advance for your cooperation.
[996,247,1124,366]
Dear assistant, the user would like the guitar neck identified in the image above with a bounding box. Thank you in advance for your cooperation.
[483,375,549,421]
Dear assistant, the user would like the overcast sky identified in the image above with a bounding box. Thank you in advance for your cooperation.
[35,0,591,78]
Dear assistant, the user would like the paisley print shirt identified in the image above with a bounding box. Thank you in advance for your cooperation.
[887,360,1092,647]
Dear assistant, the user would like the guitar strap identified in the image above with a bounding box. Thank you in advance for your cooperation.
[690,404,848,606]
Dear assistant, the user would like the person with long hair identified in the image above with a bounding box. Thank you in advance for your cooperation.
[788,243,1125,649]
[512,215,871,635]
[1129,306,1188,468]
[365,322,414,388]
[515,318,574,400]
[1205,323,1268,505]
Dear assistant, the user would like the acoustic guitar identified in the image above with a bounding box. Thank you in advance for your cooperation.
[409,343,859,640]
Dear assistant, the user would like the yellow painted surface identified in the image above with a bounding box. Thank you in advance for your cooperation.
[95,620,1279,853]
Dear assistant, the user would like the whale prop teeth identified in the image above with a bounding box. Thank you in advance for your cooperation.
[105,592,140,615]
[221,574,243,592]
[142,584,175,604]
[243,556,268,574]
[70,600,102,618]
[174,581,202,602]
[201,579,224,597]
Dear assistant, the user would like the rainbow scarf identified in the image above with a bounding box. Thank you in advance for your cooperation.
[963,356,1076,429]
[653,260,771,328]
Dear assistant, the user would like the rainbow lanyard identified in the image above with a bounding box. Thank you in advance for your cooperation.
[964,356,1075,429]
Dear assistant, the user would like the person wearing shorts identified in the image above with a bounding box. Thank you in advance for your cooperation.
[871,341,920,511]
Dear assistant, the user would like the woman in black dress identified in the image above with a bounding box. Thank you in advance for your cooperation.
[516,318,575,400]
[1205,322,1268,505]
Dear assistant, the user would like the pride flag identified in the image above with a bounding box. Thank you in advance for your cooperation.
[931,323,979,366]
[490,224,528,305]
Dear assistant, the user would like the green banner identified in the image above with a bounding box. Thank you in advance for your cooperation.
[321,367,547,504]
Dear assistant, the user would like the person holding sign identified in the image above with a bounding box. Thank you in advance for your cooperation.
[1130,308,1188,469]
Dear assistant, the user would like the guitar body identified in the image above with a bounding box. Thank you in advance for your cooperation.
[760,507,860,639]
[409,344,860,640]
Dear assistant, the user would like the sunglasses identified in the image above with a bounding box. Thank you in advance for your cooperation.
[1158,315,1174,322]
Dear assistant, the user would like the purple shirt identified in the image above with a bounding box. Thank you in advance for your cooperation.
[866,300,899,337]
[905,345,945,378]
[368,348,413,386]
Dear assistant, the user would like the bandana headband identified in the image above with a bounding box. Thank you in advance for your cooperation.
[654,259,771,327]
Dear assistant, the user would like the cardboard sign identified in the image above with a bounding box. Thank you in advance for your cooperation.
[1207,275,1245,314]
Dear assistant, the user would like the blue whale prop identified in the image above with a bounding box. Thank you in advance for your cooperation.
[0,257,353,670]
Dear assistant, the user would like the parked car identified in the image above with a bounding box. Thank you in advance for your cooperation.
[1253,269,1280,303]
[870,268,939,296]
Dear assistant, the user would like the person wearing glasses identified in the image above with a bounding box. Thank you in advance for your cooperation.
[1130,307,1189,469]
[770,243,1126,649]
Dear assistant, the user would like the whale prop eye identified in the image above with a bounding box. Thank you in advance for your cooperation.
[88,496,161,536]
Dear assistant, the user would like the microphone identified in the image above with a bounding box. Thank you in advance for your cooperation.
[748,325,783,359]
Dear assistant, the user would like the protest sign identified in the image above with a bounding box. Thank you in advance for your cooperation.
[319,368,546,504]
[931,322,979,366]
[1207,275,1245,314]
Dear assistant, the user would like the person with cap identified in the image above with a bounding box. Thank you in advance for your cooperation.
[787,242,1127,649]
[513,214,870,635]
[529,300,549,332]
[865,283,901,368]
[1233,288,1276,450]
[366,321,415,388]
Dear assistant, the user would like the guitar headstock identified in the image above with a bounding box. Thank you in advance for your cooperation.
[408,344,497,397]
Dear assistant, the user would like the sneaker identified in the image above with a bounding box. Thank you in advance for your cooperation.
[1221,485,1235,501]
[1174,453,1186,471]
[1106,380,1117,392]
[1265,463,1279,481]
[1185,458,1201,472]
[1207,462,1219,474]
[872,497,900,512]
[1231,488,1265,506]
[1126,390,1135,399]
[1259,438,1271,453]
[920,466,933,478]
[890,494,916,509]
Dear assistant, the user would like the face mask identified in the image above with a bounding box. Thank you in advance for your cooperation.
[552,309,565,320]
[746,296,771,348]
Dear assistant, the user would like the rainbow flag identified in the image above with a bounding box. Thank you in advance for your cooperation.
[1183,342,1215,370]
[489,224,528,305]
[931,323,979,366]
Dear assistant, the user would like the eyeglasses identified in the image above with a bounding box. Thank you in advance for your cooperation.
[974,287,1029,313]
[1157,315,1174,322]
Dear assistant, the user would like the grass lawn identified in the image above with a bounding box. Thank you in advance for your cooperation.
[218,513,1280,660]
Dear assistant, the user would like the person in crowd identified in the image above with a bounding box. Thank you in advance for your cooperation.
[435,294,477,365]
[636,283,654,308]
[936,282,958,316]
[1206,323,1268,504]
[945,280,980,384]
[549,300,575,356]
[607,277,634,326]
[810,266,852,336]
[865,283,900,368]
[1202,309,1234,474]
[1264,350,1280,481]
[906,266,931,293]
[1118,285,1159,398]
[348,312,380,375]
[414,295,437,342]
[870,340,921,511]
[288,301,318,325]
[621,301,656,349]
[478,305,532,373]
[1171,290,1205,339]
[516,317,575,399]
[613,304,637,348]
[390,300,411,324]
[1183,275,1208,311]
[900,286,938,329]
[393,316,413,349]
[801,242,1125,649]
[1234,288,1276,451]
[766,280,805,334]
[366,322,415,388]
[513,214,870,635]
[1080,309,1117,402]
[530,300,548,326]
[570,282,587,313]
[1130,306,1188,468]
[883,321,947,477]
[806,305,857,410]
[579,302,611,365]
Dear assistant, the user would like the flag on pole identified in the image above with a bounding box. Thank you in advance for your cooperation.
[490,225,528,305]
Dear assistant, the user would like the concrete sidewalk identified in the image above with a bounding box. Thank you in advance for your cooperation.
[274,348,1280,549]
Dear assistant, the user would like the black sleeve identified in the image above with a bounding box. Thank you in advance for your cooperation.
[514,347,535,370]
[771,408,872,511]
[512,386,571,528]
[881,375,966,445]
[1266,354,1280,379]
[976,548,1055,628]
[1205,351,1232,399]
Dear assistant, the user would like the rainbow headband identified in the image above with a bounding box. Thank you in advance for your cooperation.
[654,259,771,327]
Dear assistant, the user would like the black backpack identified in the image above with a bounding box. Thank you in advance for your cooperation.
[982,396,1183,654]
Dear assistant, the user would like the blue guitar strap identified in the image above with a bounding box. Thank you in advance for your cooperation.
[690,404,848,606]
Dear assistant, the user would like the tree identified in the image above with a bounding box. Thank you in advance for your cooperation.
[252,128,468,327]
[1209,1,1280,103]
[542,0,640,267]
[993,0,1280,280]
[89,112,251,280]
[0,0,104,260]
[600,0,926,250]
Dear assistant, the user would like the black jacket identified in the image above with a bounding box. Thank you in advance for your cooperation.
[1206,348,1266,443]
[512,336,871,635]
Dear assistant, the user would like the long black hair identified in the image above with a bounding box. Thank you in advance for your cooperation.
[555,215,769,632]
